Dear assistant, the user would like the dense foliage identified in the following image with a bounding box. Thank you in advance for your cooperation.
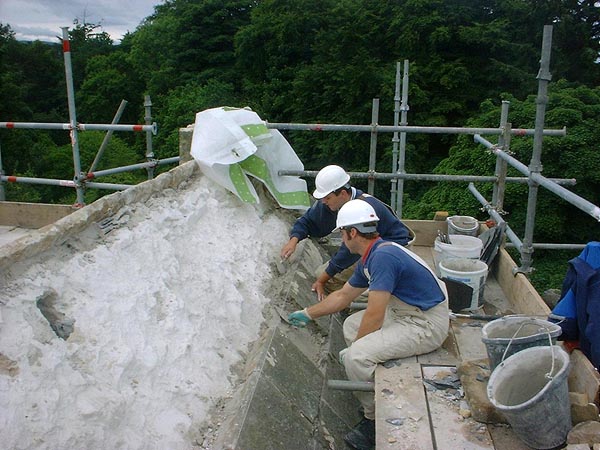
[1,0,599,290]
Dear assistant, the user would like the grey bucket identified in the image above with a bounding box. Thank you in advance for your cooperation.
[447,215,479,236]
[481,316,562,371]
[487,345,571,449]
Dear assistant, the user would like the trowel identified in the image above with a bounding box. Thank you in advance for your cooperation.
[274,305,292,324]
[449,312,502,321]
[275,258,287,275]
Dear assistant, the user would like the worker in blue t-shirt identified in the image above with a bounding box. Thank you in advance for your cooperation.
[287,200,448,450]
[280,165,411,300]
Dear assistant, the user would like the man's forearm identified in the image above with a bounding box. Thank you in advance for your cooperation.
[315,271,332,285]
[307,290,351,319]
[355,292,389,340]
[355,311,385,340]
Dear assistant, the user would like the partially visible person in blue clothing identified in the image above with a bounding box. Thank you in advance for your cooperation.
[280,165,412,300]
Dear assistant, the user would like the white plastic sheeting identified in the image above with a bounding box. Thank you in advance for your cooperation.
[190,107,310,210]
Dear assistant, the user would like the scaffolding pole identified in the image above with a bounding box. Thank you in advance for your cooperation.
[1,26,162,205]
[469,183,587,253]
[89,100,128,173]
[61,27,85,206]
[368,99,379,194]
[518,25,554,273]
[474,135,600,221]
[86,157,179,180]
[144,95,155,180]
[390,62,402,212]
[266,122,565,136]
[278,169,575,185]
[0,122,156,133]
[0,174,139,191]
[491,101,511,214]
[391,60,410,218]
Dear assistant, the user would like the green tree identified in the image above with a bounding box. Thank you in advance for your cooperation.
[127,0,254,96]
[77,51,145,125]
[405,82,600,247]
[36,131,146,204]
[153,79,239,159]
[67,21,114,90]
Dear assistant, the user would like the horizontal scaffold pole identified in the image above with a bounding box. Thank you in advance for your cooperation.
[278,169,575,186]
[266,122,566,136]
[86,157,179,179]
[1,175,76,187]
[86,182,133,191]
[0,122,157,135]
[475,135,600,222]
[0,175,132,191]
[327,380,374,392]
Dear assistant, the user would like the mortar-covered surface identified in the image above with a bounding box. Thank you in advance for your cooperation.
[0,161,360,450]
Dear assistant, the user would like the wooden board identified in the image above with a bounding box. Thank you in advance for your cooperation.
[375,362,434,450]
[493,248,550,316]
[0,201,74,228]
[403,220,448,247]
[422,365,494,450]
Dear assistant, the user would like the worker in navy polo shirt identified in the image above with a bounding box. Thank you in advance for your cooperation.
[280,165,412,300]
[288,200,448,450]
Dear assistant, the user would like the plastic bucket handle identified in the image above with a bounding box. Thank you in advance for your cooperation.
[499,320,557,380]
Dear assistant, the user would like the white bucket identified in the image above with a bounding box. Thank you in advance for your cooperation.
[439,258,488,311]
[447,215,479,236]
[433,235,483,276]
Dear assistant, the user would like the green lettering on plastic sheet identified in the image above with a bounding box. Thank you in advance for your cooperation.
[228,163,256,203]
[240,155,310,208]
[240,124,269,139]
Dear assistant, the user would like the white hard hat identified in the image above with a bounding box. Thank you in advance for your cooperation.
[313,165,351,199]
[336,199,379,233]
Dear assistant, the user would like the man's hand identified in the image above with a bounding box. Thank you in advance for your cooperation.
[288,308,312,327]
[280,237,299,260]
[311,280,326,301]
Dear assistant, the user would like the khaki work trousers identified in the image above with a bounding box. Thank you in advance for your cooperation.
[342,296,449,420]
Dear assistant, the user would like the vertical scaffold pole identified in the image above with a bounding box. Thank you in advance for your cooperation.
[368,98,379,195]
[390,62,401,210]
[519,24,553,273]
[396,60,409,218]
[144,95,155,180]
[61,27,85,206]
[492,101,511,213]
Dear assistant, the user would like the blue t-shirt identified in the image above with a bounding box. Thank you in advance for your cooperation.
[289,188,411,276]
[349,239,445,310]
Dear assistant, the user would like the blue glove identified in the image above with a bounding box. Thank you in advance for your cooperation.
[339,348,349,365]
[288,308,312,327]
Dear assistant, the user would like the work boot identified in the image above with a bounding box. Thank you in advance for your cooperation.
[344,417,375,450]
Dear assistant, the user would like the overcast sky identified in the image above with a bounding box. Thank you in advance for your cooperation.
[0,0,161,43]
